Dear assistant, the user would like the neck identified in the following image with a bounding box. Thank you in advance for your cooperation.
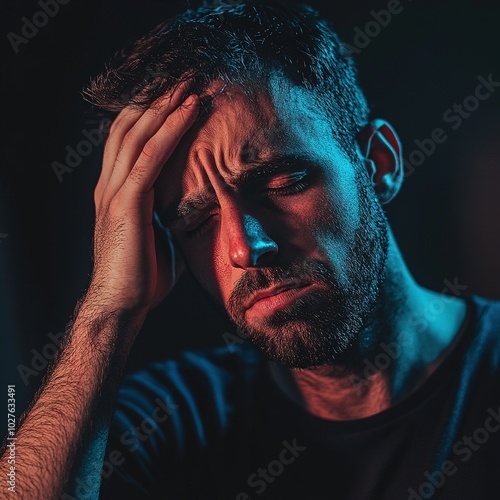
[269,231,469,421]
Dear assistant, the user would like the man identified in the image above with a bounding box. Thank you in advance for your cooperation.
[1,0,500,498]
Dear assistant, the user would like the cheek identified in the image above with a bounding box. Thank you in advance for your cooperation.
[313,193,354,238]
[317,168,361,229]
[292,187,355,247]
[305,186,363,276]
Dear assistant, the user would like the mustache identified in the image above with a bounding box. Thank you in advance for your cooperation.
[226,260,339,316]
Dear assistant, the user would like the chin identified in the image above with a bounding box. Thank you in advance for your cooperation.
[241,315,362,369]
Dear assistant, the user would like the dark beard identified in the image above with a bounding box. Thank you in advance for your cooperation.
[226,172,389,369]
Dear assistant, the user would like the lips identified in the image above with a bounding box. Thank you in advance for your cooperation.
[244,281,311,314]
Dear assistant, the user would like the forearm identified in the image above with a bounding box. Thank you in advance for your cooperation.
[0,299,146,499]
[0,82,198,499]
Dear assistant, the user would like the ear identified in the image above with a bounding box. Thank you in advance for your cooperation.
[357,119,404,204]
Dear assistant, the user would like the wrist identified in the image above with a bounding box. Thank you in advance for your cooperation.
[70,293,148,350]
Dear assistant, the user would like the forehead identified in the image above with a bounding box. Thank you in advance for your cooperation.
[191,84,287,164]
[155,76,341,209]
[188,77,334,157]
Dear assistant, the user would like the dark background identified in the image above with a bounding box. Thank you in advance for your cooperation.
[2,0,500,416]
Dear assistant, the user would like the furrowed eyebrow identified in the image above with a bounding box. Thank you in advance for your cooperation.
[231,153,315,188]
[161,153,316,227]
[162,192,218,227]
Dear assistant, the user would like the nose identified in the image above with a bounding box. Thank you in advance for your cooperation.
[223,209,278,269]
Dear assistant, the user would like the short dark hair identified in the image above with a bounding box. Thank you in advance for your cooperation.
[83,0,370,158]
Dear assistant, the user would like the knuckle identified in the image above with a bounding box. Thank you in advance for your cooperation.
[110,109,134,134]
[107,192,125,213]
[165,106,193,131]
[146,101,163,116]
[141,139,159,161]
[127,163,148,184]
[121,129,139,148]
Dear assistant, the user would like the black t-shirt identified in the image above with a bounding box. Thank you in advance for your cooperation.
[99,294,500,499]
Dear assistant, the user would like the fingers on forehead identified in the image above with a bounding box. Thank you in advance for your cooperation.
[111,79,194,132]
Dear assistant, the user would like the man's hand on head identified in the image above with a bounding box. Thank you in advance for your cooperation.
[0,88,200,499]
[86,81,200,317]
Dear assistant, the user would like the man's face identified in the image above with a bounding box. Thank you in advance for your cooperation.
[156,77,389,369]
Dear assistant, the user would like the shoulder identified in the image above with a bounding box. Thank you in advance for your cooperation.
[118,342,265,398]
[462,293,500,373]
[111,342,267,440]
[469,292,500,322]
[468,293,500,342]
[104,343,268,492]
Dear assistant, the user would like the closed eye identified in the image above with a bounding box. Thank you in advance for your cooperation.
[180,172,310,238]
[182,213,218,239]
[263,171,309,196]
